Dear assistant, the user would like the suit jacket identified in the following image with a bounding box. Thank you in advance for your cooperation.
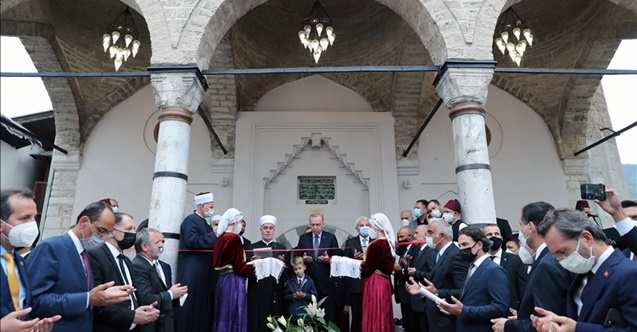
[1,250,31,318]
[132,256,175,332]
[28,233,93,332]
[343,236,373,297]
[457,257,510,332]
[295,231,341,294]
[499,251,528,308]
[394,244,420,305]
[284,275,318,321]
[409,245,436,313]
[89,244,137,332]
[241,236,252,250]
[622,226,637,257]
[424,243,468,332]
[566,249,637,331]
[504,247,572,332]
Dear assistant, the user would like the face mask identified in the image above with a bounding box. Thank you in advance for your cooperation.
[505,249,516,254]
[204,208,215,218]
[518,223,532,251]
[233,222,243,235]
[116,231,136,250]
[81,223,107,251]
[430,209,442,219]
[426,235,439,249]
[559,237,595,274]
[159,246,165,255]
[442,212,454,223]
[459,243,478,263]
[112,206,119,214]
[368,227,378,240]
[413,208,422,219]
[1,220,39,248]
[401,219,410,226]
[489,237,503,251]
[517,246,534,264]
[359,226,370,237]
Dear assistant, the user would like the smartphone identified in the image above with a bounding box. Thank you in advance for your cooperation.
[580,183,605,201]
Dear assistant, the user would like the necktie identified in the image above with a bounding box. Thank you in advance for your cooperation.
[81,250,91,290]
[464,264,475,286]
[155,261,167,287]
[117,254,138,308]
[298,278,303,288]
[435,252,441,263]
[633,254,637,262]
[580,271,594,302]
[1,253,21,311]
[489,256,496,261]
[313,235,319,258]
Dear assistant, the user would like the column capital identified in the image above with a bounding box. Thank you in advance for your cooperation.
[149,64,208,114]
[434,60,496,109]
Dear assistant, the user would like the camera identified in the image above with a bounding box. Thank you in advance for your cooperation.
[581,183,605,201]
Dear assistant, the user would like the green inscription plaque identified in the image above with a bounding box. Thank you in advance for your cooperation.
[298,177,335,204]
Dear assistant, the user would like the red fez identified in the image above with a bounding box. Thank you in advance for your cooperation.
[575,200,590,211]
[99,198,113,207]
[444,199,461,213]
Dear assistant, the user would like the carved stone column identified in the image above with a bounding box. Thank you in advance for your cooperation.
[148,65,207,268]
[434,60,496,224]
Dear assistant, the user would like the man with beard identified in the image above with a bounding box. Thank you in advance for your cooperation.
[246,215,289,332]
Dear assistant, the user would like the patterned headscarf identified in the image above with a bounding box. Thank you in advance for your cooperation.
[369,212,396,257]
[216,208,244,237]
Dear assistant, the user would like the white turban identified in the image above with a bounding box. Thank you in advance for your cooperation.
[211,215,222,222]
[370,212,396,257]
[192,192,214,210]
[216,208,243,237]
[259,215,277,227]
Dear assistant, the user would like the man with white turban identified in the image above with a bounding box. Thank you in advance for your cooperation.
[212,208,255,332]
[176,192,217,332]
[246,215,290,332]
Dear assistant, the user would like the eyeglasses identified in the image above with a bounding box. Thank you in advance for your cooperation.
[94,225,114,239]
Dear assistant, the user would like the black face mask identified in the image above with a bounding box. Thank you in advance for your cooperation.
[459,243,478,263]
[489,237,503,251]
[117,232,137,250]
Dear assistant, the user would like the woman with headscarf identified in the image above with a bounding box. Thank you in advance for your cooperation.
[360,212,396,332]
[212,208,254,332]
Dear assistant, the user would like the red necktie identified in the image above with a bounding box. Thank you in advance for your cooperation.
[81,250,91,289]
[580,271,594,302]
[298,278,303,287]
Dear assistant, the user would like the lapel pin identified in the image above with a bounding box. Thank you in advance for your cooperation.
[603,271,608,277]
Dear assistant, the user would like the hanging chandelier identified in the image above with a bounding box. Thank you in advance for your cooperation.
[297,1,335,64]
[101,7,141,71]
[494,7,534,67]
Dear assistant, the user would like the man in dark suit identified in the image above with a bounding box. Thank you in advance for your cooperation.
[406,224,436,332]
[414,219,468,332]
[496,218,514,251]
[492,201,572,332]
[482,224,528,308]
[343,216,373,332]
[532,207,637,331]
[393,226,418,332]
[28,201,134,331]
[295,213,341,324]
[434,226,509,332]
[90,212,159,331]
[239,219,252,249]
[133,228,187,332]
[1,189,60,332]
[175,192,217,332]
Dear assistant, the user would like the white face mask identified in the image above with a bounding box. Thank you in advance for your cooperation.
[368,227,379,240]
[505,248,516,254]
[204,208,215,218]
[81,223,107,251]
[559,237,595,274]
[2,220,39,248]
[518,223,532,251]
[517,246,534,264]
[442,212,454,223]
[401,219,410,226]
[233,222,243,235]
[430,209,442,219]
[426,235,439,249]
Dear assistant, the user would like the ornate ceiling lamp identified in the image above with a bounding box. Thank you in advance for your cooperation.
[297,1,335,64]
[102,7,141,71]
[494,7,534,67]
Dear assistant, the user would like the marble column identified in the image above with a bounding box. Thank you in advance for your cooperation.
[148,66,207,269]
[434,61,496,224]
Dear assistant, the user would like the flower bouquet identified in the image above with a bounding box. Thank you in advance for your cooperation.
[266,295,340,332]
